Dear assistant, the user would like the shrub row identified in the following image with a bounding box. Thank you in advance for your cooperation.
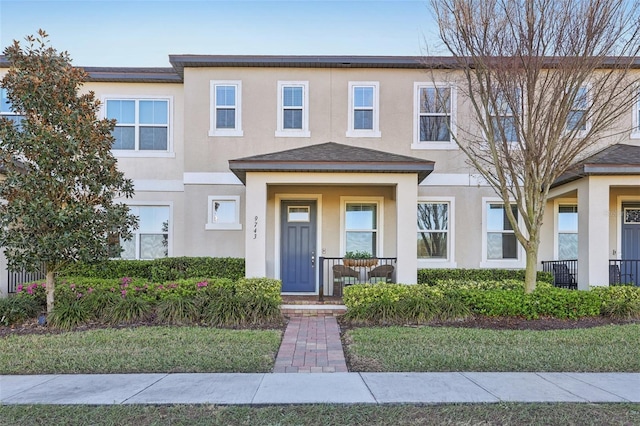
[59,257,245,282]
[343,280,640,323]
[418,268,554,285]
[12,277,281,329]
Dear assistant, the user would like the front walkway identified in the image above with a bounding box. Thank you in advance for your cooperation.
[273,316,348,373]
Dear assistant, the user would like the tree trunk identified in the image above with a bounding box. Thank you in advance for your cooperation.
[524,246,538,294]
[46,270,56,314]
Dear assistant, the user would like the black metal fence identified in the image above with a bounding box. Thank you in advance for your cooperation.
[318,257,397,298]
[541,259,578,290]
[609,259,639,287]
[7,265,46,293]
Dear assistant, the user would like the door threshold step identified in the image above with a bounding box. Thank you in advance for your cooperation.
[280,304,347,317]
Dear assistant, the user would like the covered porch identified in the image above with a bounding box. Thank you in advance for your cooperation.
[541,144,640,289]
[229,142,434,296]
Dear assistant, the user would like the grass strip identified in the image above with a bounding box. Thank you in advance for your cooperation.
[1,403,640,426]
[0,326,281,374]
[345,324,640,372]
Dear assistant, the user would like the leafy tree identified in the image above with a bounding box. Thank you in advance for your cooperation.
[0,30,137,313]
[429,0,640,292]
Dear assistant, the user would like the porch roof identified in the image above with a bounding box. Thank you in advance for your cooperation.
[552,144,640,188]
[228,142,435,184]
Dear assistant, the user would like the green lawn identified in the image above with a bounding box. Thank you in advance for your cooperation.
[1,404,639,426]
[344,324,640,372]
[0,326,282,374]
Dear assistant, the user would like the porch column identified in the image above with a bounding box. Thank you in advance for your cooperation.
[577,177,610,289]
[244,173,267,278]
[396,174,418,284]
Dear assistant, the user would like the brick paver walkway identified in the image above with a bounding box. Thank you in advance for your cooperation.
[273,316,348,373]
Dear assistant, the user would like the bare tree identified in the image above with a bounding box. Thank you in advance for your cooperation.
[429,0,640,292]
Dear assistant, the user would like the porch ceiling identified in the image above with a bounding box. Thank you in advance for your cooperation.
[552,144,640,188]
[228,142,435,184]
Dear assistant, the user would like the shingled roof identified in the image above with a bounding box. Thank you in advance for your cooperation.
[552,143,640,187]
[229,142,435,184]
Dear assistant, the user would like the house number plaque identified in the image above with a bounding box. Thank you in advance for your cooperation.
[253,216,258,239]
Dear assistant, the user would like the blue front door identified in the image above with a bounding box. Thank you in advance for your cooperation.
[281,201,317,293]
[622,204,640,286]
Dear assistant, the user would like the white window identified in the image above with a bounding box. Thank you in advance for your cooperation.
[417,200,452,262]
[275,81,310,137]
[106,98,171,152]
[489,90,518,143]
[0,88,24,129]
[566,86,589,133]
[632,89,640,139]
[557,204,578,260]
[347,82,380,137]
[341,197,383,256]
[119,205,171,260]
[206,196,242,230]
[210,80,243,137]
[413,83,457,149]
[482,199,523,267]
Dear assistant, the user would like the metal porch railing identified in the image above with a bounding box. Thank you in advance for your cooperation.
[609,259,639,287]
[541,259,578,290]
[318,256,397,299]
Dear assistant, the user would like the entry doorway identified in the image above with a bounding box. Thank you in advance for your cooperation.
[280,200,317,293]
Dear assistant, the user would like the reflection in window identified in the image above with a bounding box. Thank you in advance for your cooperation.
[417,203,448,259]
[487,203,518,259]
[107,99,169,151]
[119,206,169,260]
[558,205,578,259]
[345,203,377,256]
[419,87,451,142]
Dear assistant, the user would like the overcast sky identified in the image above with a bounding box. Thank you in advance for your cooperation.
[0,0,442,67]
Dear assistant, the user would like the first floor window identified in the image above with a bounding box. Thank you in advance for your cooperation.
[417,202,449,259]
[345,202,378,256]
[120,205,170,260]
[558,204,578,259]
[106,99,170,151]
[486,203,518,259]
[206,196,242,230]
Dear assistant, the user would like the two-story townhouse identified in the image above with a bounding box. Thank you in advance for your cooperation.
[1,55,639,297]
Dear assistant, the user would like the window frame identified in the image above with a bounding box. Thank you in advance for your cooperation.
[412,82,457,150]
[565,85,591,136]
[417,197,456,267]
[205,195,242,230]
[1,87,25,129]
[275,81,310,138]
[209,80,243,137]
[103,95,174,158]
[631,87,640,139]
[487,89,520,144]
[481,197,524,267]
[346,81,381,138]
[553,200,578,260]
[119,202,173,260]
[340,196,384,257]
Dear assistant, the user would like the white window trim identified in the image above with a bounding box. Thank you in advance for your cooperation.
[486,89,520,145]
[631,88,640,139]
[275,81,310,138]
[205,195,242,230]
[412,82,457,150]
[480,197,524,268]
[553,199,578,260]
[346,81,381,138]
[417,196,457,268]
[209,80,243,137]
[120,201,173,260]
[565,85,591,137]
[103,95,175,158]
[340,196,384,257]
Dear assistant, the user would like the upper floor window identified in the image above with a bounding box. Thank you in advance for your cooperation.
[210,80,243,137]
[347,82,380,138]
[106,98,170,153]
[566,86,589,133]
[0,88,24,129]
[413,83,456,149]
[632,89,640,139]
[276,81,310,137]
[489,90,518,143]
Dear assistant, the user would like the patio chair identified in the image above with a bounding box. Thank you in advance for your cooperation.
[332,264,360,296]
[609,264,634,286]
[368,264,394,284]
[552,264,577,290]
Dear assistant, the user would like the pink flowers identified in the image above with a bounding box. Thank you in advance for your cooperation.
[197,281,208,288]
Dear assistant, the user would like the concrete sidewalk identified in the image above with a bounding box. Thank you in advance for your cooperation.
[2,372,639,405]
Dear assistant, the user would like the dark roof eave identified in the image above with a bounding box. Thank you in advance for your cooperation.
[551,164,640,188]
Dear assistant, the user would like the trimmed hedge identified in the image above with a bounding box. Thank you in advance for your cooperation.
[59,257,245,281]
[418,268,553,285]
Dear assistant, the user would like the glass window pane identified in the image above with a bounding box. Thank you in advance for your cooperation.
[283,109,302,129]
[420,116,450,141]
[139,127,168,150]
[417,232,448,259]
[420,87,450,113]
[417,203,448,231]
[558,205,578,232]
[0,88,14,113]
[140,234,168,259]
[106,100,135,123]
[288,206,310,222]
[487,204,517,231]
[112,126,135,150]
[213,200,236,223]
[216,109,236,129]
[118,237,136,260]
[346,231,376,256]
[487,232,517,259]
[138,206,169,233]
[567,110,586,131]
[216,86,236,107]
[283,86,303,107]
[354,110,373,130]
[354,86,373,107]
[139,100,168,125]
[492,116,517,142]
[558,233,578,260]
[346,204,376,230]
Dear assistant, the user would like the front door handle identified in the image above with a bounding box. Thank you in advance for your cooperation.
[311,251,315,268]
